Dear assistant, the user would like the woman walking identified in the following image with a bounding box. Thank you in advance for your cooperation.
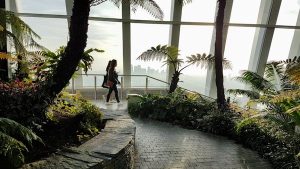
[106,59,120,103]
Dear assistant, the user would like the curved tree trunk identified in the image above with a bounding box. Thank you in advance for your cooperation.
[44,0,90,99]
[169,71,180,93]
[215,0,226,109]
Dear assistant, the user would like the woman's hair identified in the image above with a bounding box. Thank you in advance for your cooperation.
[110,59,117,68]
[106,60,111,71]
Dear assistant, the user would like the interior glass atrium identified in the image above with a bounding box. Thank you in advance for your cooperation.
[5,0,300,98]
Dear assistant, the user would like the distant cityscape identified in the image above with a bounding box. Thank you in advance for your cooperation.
[78,65,245,95]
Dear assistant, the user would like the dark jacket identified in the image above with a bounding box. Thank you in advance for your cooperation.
[108,68,120,84]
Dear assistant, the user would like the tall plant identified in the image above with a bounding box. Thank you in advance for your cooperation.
[137,45,231,93]
[215,0,227,109]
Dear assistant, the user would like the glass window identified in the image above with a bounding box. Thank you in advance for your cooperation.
[179,26,214,94]
[131,23,170,87]
[181,0,217,22]
[131,0,171,21]
[20,17,68,51]
[276,0,300,26]
[90,2,122,18]
[224,27,256,90]
[230,0,261,24]
[16,0,66,15]
[268,29,294,62]
[87,21,123,74]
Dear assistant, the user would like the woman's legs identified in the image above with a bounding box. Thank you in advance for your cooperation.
[106,87,113,102]
[112,85,120,103]
[106,84,120,102]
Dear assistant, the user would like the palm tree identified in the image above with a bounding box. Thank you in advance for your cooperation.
[137,45,231,93]
[215,0,227,109]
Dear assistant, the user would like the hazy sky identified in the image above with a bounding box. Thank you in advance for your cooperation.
[12,0,300,78]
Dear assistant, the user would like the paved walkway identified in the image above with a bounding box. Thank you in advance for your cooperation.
[134,119,272,169]
[92,100,272,169]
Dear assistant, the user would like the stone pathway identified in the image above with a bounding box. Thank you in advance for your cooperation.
[92,100,272,169]
[134,119,272,169]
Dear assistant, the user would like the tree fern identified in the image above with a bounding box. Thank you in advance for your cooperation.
[0,118,43,168]
[0,9,43,54]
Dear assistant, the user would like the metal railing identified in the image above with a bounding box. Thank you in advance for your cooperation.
[68,74,214,101]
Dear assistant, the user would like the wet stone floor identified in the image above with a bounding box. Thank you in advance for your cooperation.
[134,119,272,169]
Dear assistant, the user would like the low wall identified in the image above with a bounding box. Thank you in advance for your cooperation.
[21,110,135,169]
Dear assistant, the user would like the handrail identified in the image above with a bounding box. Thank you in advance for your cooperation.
[72,73,215,101]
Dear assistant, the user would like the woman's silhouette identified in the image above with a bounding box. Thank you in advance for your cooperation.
[106,59,120,103]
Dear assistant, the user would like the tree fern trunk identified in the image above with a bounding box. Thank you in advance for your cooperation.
[169,71,180,93]
[215,0,226,109]
[0,0,8,81]
[45,0,90,98]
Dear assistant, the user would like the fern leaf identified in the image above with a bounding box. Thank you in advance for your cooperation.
[0,118,43,147]
[0,131,27,168]
[186,53,232,69]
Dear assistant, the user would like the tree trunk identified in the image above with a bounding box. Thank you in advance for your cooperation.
[0,0,8,81]
[44,0,90,99]
[169,71,180,93]
[215,0,226,109]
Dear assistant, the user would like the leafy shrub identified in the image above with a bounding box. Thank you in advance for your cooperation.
[0,80,49,129]
[197,108,237,136]
[46,92,103,136]
[236,118,300,168]
[0,118,43,168]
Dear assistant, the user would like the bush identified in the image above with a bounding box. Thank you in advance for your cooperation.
[46,92,103,136]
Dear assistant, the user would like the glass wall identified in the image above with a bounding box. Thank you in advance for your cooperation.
[16,0,66,15]
[19,17,69,51]
[224,27,257,90]
[181,0,217,22]
[178,25,214,93]
[230,0,261,24]
[131,23,169,88]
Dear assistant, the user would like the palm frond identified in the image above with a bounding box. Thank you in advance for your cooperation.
[235,70,275,93]
[286,61,300,86]
[265,61,284,81]
[286,105,300,125]
[0,9,44,52]
[186,53,232,69]
[0,118,43,146]
[227,89,260,99]
[90,0,164,20]
[137,45,170,61]
[265,113,295,132]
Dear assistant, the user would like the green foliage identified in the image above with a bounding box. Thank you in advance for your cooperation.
[0,118,43,168]
[235,118,300,169]
[32,46,104,81]
[0,80,49,128]
[128,88,214,126]
[197,108,237,136]
[47,92,103,136]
